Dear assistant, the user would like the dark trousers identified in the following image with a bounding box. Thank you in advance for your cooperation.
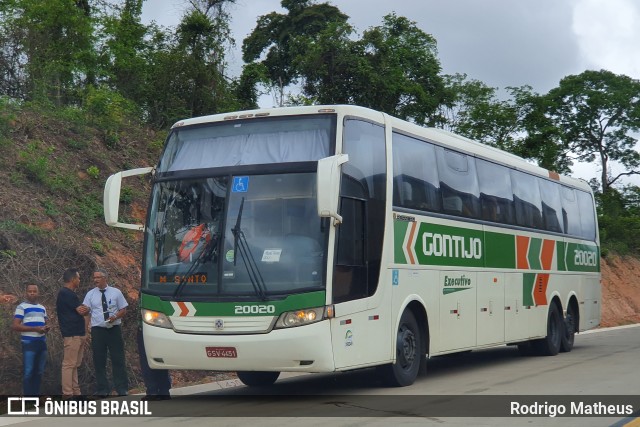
[21,340,47,396]
[91,325,128,395]
[136,328,171,395]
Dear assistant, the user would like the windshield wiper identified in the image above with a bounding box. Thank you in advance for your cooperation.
[231,197,268,301]
[172,231,217,300]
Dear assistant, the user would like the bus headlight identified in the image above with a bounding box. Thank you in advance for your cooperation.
[142,309,173,329]
[275,306,331,329]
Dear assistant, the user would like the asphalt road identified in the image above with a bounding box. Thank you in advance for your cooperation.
[2,324,639,427]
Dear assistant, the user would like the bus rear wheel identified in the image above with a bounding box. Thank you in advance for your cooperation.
[236,371,280,387]
[560,303,577,353]
[380,310,422,387]
[532,303,562,356]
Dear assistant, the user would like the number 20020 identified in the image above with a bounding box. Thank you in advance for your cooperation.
[234,305,276,314]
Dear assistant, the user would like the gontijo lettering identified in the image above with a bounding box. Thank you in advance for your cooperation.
[423,232,482,259]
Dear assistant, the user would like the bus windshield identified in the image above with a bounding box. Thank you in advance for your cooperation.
[158,115,333,172]
[144,173,326,298]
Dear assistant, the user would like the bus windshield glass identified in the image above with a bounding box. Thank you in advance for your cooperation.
[158,115,334,172]
[144,173,326,298]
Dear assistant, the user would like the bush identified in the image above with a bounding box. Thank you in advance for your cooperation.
[0,96,18,146]
[83,85,139,147]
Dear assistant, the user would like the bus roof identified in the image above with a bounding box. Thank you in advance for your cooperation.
[171,105,592,193]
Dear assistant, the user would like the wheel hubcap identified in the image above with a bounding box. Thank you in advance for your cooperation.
[397,325,416,369]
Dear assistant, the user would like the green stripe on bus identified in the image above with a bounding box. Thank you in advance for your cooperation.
[565,243,600,272]
[414,223,484,267]
[485,231,515,268]
[527,238,542,270]
[556,241,567,271]
[394,219,409,264]
[141,291,326,316]
[523,273,535,307]
[392,217,600,272]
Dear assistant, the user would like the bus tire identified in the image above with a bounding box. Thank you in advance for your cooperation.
[236,371,280,387]
[380,310,422,387]
[560,303,577,353]
[532,303,562,356]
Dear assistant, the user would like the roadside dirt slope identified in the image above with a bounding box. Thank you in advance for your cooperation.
[600,254,640,326]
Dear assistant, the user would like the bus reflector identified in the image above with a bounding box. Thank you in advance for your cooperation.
[317,108,335,113]
[325,305,335,318]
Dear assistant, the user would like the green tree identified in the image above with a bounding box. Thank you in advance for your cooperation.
[292,20,357,105]
[350,13,445,125]
[1,0,96,105]
[101,0,148,106]
[144,0,237,127]
[439,76,570,172]
[597,185,640,255]
[544,70,640,193]
[242,0,349,106]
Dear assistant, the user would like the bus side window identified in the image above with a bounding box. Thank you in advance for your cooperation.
[436,148,480,219]
[392,132,441,213]
[476,158,515,225]
[576,190,596,240]
[538,179,564,233]
[561,186,582,236]
[511,170,543,229]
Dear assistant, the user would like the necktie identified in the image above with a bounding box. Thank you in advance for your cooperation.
[100,289,109,321]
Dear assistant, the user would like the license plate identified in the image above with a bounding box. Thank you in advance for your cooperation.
[206,347,237,358]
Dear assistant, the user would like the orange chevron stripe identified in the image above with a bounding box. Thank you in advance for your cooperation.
[177,301,189,316]
[534,274,549,306]
[516,236,530,269]
[541,239,555,270]
[406,221,417,265]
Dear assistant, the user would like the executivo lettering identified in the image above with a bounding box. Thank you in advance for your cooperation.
[444,275,472,287]
[422,232,482,259]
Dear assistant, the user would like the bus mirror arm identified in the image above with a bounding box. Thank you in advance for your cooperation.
[317,154,349,226]
[104,167,154,231]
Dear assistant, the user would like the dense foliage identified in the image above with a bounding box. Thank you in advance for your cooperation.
[0,0,639,250]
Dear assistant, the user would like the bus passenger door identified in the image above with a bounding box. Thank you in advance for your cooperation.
[438,271,477,351]
[330,197,389,369]
[476,272,505,346]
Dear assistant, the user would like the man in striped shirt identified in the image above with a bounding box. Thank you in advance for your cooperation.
[13,282,50,396]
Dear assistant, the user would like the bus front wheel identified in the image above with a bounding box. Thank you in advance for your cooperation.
[380,310,422,387]
[236,371,280,387]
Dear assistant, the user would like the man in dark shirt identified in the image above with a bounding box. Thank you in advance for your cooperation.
[56,268,89,399]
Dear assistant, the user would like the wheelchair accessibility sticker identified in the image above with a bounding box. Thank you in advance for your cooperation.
[232,176,249,193]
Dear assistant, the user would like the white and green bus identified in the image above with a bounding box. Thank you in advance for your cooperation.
[104,105,600,387]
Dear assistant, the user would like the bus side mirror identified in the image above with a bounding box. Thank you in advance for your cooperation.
[104,167,153,231]
[317,154,348,225]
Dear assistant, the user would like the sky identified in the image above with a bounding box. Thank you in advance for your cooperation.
[141,0,640,185]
